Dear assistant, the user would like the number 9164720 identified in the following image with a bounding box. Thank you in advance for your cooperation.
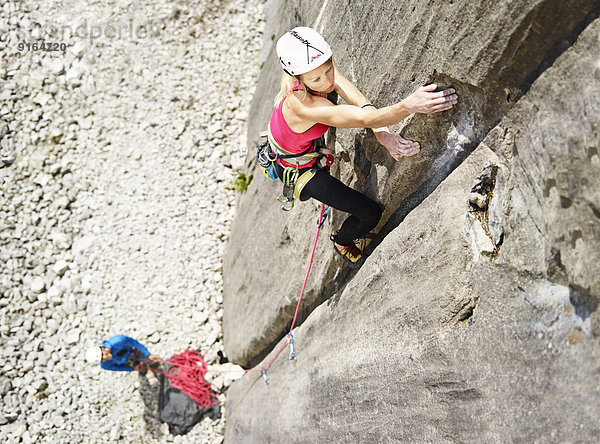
[18,41,67,52]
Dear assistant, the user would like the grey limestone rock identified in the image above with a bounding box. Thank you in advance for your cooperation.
[223,0,600,367]
[224,5,600,443]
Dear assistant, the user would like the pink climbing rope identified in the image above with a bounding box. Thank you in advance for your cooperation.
[147,204,329,391]
[290,203,327,331]
[246,203,328,379]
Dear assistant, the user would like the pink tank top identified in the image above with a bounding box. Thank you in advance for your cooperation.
[268,85,329,168]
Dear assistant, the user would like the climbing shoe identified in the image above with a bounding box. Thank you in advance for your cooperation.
[333,240,364,268]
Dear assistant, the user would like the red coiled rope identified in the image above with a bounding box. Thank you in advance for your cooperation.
[148,350,219,408]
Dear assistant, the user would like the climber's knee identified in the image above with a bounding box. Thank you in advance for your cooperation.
[362,198,382,232]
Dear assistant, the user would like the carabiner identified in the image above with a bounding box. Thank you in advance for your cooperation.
[260,369,269,384]
[288,333,296,361]
[277,195,295,211]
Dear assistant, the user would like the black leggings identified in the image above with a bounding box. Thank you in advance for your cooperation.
[275,162,382,246]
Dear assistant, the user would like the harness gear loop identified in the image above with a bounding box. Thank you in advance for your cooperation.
[293,169,316,201]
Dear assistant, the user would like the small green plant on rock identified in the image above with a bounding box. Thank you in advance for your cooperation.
[228,169,252,193]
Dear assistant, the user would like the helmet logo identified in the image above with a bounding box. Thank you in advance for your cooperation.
[289,30,325,64]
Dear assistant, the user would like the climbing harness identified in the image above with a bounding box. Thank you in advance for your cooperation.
[257,128,334,211]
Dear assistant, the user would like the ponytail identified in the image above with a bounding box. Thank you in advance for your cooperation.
[274,73,308,108]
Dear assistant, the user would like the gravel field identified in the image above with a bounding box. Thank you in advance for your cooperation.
[0,0,265,442]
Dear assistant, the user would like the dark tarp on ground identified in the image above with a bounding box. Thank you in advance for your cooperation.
[158,371,220,435]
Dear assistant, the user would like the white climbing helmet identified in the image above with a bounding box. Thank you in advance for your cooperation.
[85,346,102,364]
[276,27,333,76]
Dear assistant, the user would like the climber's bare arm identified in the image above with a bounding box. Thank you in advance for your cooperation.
[333,67,392,133]
[333,67,372,108]
[291,84,456,129]
[330,68,457,159]
[322,73,455,160]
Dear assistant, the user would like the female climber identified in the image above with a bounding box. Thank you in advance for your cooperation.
[268,27,458,267]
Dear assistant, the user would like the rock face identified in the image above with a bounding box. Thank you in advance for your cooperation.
[223,1,600,442]
[223,0,599,365]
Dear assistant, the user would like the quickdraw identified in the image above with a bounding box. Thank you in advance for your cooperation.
[277,166,299,211]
